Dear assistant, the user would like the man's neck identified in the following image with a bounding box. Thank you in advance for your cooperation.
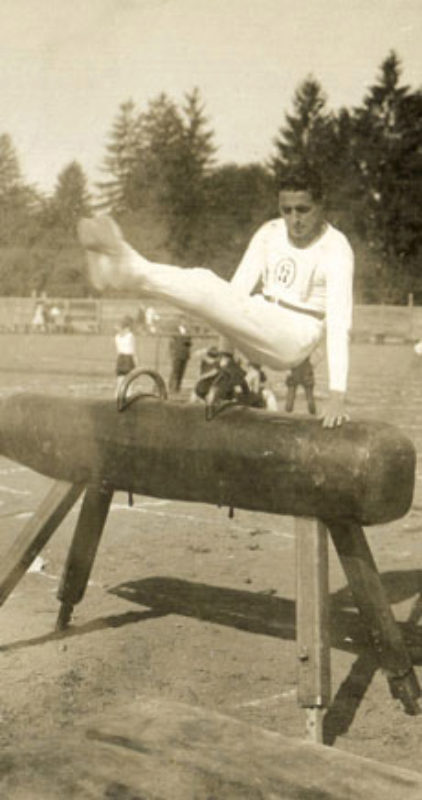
[287,221,328,249]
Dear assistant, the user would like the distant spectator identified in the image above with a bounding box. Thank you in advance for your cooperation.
[145,306,160,334]
[43,305,52,333]
[31,301,46,333]
[136,305,146,328]
[48,304,63,333]
[115,316,138,397]
[168,317,192,394]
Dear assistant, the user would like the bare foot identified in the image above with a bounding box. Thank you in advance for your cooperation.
[77,216,142,291]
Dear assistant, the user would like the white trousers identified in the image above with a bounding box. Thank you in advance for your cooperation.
[136,259,324,371]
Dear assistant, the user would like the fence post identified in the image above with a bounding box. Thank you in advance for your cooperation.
[408,293,414,342]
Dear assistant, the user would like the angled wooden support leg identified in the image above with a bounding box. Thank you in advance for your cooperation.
[295,518,331,743]
[327,520,421,715]
[56,483,114,631]
[0,480,84,607]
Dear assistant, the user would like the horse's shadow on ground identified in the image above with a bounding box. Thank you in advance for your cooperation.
[109,569,422,745]
[2,568,422,745]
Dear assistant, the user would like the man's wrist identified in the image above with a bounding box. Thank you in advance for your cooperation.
[322,390,349,428]
[328,389,346,402]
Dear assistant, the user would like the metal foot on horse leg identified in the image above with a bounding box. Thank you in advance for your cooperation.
[55,483,114,630]
[388,669,421,715]
[56,600,74,632]
[328,520,421,715]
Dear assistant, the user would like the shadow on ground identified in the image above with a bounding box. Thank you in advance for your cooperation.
[1,569,422,745]
[109,570,422,745]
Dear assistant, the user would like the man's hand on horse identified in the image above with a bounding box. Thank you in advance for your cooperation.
[321,391,350,429]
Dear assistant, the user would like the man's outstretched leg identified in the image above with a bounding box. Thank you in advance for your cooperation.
[77,216,323,373]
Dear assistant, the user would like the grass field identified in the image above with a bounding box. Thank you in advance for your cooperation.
[0,332,422,794]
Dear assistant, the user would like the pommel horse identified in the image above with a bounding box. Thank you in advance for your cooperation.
[0,382,419,744]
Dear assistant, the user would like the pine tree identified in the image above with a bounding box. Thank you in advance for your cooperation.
[170,88,216,256]
[50,161,92,230]
[182,88,215,178]
[0,133,22,194]
[351,51,422,300]
[133,92,186,213]
[0,133,42,246]
[270,77,336,181]
[269,77,361,244]
[117,90,217,260]
[96,99,142,212]
[27,162,93,297]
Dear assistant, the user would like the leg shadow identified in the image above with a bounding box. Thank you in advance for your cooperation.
[0,608,164,653]
[323,652,378,745]
[110,573,422,744]
[2,569,422,745]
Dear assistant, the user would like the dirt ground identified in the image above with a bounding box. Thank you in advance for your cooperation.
[0,333,422,795]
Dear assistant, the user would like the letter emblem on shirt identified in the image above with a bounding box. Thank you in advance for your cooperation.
[274,257,296,288]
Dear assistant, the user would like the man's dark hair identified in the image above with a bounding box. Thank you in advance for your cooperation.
[278,164,323,202]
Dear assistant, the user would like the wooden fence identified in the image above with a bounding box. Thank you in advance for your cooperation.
[1,296,422,342]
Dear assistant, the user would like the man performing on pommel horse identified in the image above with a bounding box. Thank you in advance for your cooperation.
[78,165,354,429]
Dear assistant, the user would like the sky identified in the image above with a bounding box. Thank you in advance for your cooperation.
[1,0,421,194]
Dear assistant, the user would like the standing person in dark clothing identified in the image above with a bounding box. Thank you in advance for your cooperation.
[168,316,192,393]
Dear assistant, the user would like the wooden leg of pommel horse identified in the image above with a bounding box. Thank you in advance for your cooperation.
[0,480,85,607]
[295,518,331,743]
[328,520,421,715]
[56,483,114,631]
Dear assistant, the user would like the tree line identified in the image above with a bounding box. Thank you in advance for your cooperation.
[0,51,421,303]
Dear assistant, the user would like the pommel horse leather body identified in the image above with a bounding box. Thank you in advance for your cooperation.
[0,392,419,735]
[0,393,415,525]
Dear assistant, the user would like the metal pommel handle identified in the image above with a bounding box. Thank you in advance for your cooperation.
[117,368,168,412]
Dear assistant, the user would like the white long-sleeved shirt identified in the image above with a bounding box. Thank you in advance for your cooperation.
[115,329,137,357]
[231,219,354,393]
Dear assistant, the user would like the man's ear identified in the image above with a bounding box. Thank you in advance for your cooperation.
[278,194,284,215]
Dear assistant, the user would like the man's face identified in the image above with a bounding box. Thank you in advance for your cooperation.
[278,190,324,248]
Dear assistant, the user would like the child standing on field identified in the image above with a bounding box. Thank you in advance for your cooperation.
[115,316,138,397]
